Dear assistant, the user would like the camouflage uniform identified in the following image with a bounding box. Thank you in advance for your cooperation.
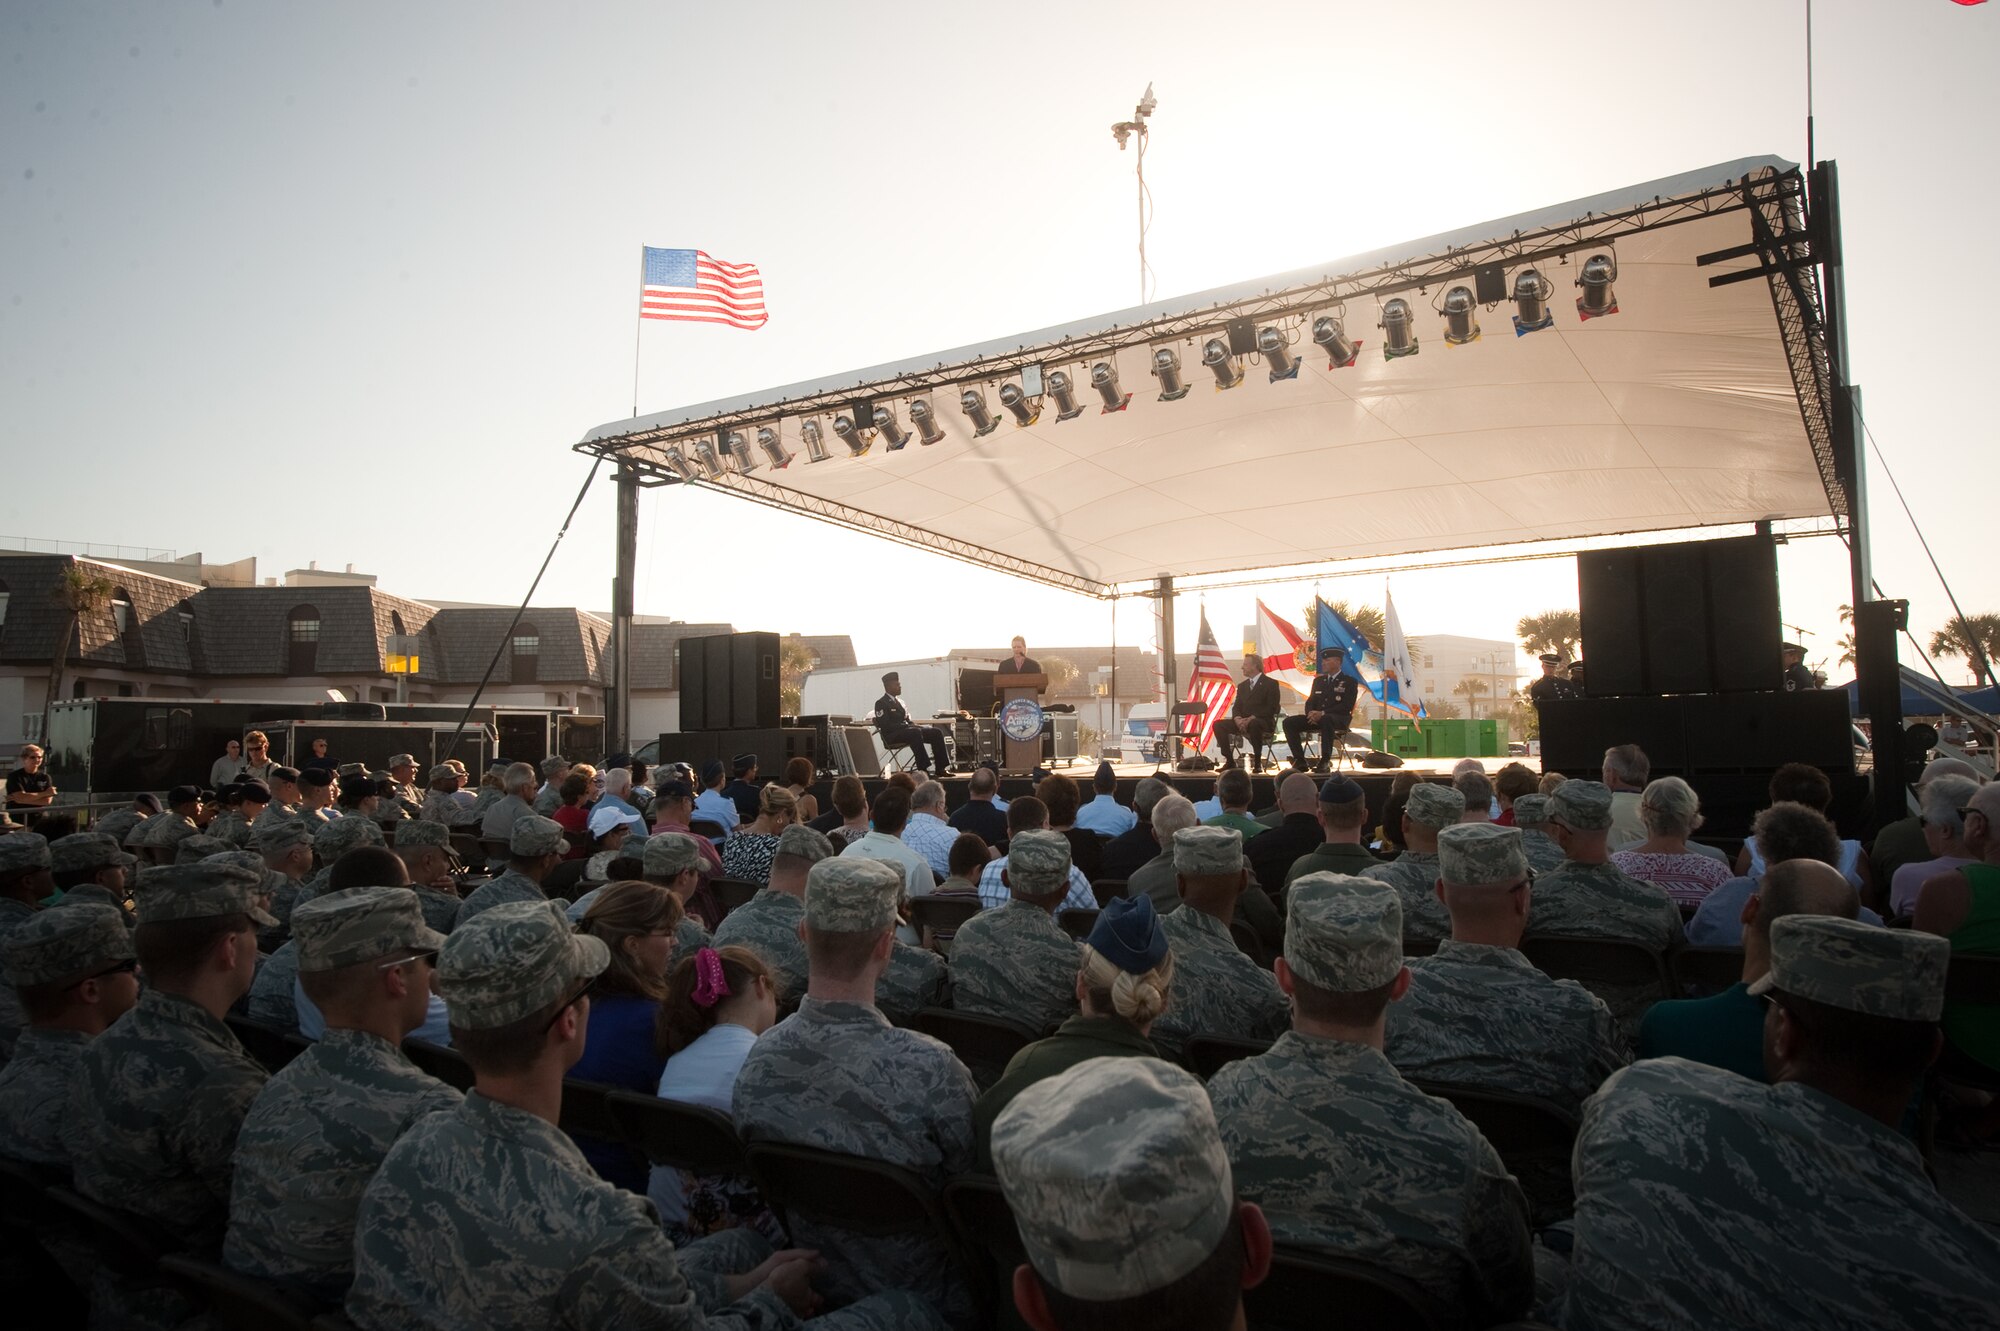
[1511,796,1565,872]
[411,885,462,935]
[65,865,277,1252]
[465,784,508,828]
[711,889,810,1003]
[0,904,135,1166]
[1147,905,1289,1061]
[946,902,1078,1034]
[1555,918,2000,1330]
[734,999,978,1328]
[0,889,41,1056]
[226,889,457,1302]
[459,816,566,924]
[350,899,933,1331]
[92,807,146,846]
[248,940,303,1030]
[207,809,253,847]
[1209,872,1533,1325]
[1358,783,1463,945]
[1526,860,1680,1031]
[419,788,466,826]
[1385,940,1627,1112]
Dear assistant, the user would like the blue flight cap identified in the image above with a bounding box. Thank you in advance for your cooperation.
[1318,775,1364,804]
[1086,894,1169,974]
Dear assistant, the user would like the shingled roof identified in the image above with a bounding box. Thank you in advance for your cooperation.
[186,585,437,676]
[630,622,734,690]
[423,607,613,686]
[793,635,857,671]
[0,554,203,676]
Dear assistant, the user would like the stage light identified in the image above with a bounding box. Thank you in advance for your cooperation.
[1312,315,1359,368]
[909,397,946,446]
[832,414,872,457]
[1202,338,1241,390]
[1511,269,1554,334]
[1576,253,1618,319]
[1153,347,1190,401]
[693,440,724,478]
[1048,370,1085,421]
[800,418,831,464]
[1257,325,1300,380]
[723,430,757,474]
[873,406,911,451]
[1000,382,1042,427]
[755,427,791,469]
[663,445,697,482]
[1091,361,1131,412]
[1380,298,1419,359]
[1441,286,1480,345]
[960,388,1000,437]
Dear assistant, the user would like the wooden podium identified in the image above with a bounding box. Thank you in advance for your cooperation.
[994,673,1047,776]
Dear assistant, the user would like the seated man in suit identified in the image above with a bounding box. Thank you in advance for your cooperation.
[1212,654,1280,773]
[874,671,949,776]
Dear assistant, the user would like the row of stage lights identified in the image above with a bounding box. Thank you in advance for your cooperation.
[658,254,1619,483]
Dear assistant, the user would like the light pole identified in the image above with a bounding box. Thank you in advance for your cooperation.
[1111,83,1157,305]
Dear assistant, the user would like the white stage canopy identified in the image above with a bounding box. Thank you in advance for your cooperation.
[579,156,1840,597]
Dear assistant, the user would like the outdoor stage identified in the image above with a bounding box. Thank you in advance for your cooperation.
[576,153,1910,829]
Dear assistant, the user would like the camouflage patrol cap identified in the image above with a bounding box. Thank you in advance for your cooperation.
[992,1056,1234,1301]
[509,815,565,858]
[315,816,386,860]
[0,833,51,874]
[804,856,902,933]
[642,832,705,879]
[394,819,452,850]
[1548,779,1614,831]
[294,885,446,972]
[254,819,315,855]
[1749,915,1949,1022]
[2,903,134,986]
[133,863,279,927]
[202,850,291,899]
[1438,823,1528,886]
[1005,829,1072,898]
[436,899,608,1030]
[49,832,135,876]
[1172,825,1244,877]
[427,764,460,784]
[53,883,123,912]
[773,824,834,864]
[1404,783,1466,830]
[1511,794,1551,827]
[175,835,234,865]
[1284,874,1402,992]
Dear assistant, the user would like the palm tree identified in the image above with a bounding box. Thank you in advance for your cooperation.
[1041,655,1081,695]
[778,635,819,716]
[1304,601,1386,648]
[1452,675,1492,719]
[46,564,116,716]
[1516,609,1582,663]
[1424,698,1464,720]
[1929,614,2000,686]
[1835,604,1856,670]
[1506,686,1540,741]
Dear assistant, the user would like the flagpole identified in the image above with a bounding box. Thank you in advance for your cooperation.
[631,246,646,418]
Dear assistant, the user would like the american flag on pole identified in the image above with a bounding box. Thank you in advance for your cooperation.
[640,248,768,329]
[1186,610,1237,754]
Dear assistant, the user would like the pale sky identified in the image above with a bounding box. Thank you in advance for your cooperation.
[4,1,1995,687]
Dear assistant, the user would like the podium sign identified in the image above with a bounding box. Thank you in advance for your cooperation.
[994,673,1047,775]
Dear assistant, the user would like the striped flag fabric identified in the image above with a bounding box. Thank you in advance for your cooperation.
[1186,611,1237,754]
[640,248,768,329]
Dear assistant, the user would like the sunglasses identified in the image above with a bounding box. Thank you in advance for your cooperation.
[376,949,440,971]
[541,977,597,1032]
[70,958,139,988]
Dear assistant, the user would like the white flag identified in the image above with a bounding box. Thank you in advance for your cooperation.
[1383,588,1426,719]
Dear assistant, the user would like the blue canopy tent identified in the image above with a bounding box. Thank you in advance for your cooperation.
[1843,669,2000,720]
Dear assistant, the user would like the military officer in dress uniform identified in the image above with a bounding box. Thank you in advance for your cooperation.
[1527,654,1578,707]
[874,671,950,776]
[1782,642,1818,692]
[1285,645,1360,773]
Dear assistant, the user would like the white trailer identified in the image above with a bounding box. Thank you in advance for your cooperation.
[799,657,960,724]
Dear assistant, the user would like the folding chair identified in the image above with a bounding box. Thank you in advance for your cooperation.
[158,1253,326,1331]
[448,832,484,864]
[605,1092,750,1178]
[909,896,982,952]
[1056,908,1099,940]
[1089,877,1127,908]
[541,858,592,897]
[1410,1078,1580,1223]
[226,1015,306,1073]
[1520,936,1672,1003]
[911,1007,1036,1089]
[0,1158,86,1319]
[1671,946,1745,997]
[743,1141,972,1282]
[1245,1245,1455,1331]
[557,1077,623,1145]
[688,819,729,841]
[44,1185,179,1282]
[403,1038,476,1092]
[1229,918,1266,964]
[712,877,762,915]
[1182,1033,1272,1081]
[942,1175,1032,1331]
[478,837,511,867]
[1940,954,2000,1092]
[1402,936,1440,958]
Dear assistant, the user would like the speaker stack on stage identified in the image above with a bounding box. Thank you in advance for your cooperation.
[657,631,823,775]
[1539,534,1857,832]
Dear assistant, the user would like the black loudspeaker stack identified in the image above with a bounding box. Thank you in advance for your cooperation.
[652,726,816,777]
[1576,534,1783,697]
[677,631,781,731]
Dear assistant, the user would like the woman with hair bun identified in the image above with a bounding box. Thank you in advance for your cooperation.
[646,945,785,1246]
[967,893,1176,1168]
